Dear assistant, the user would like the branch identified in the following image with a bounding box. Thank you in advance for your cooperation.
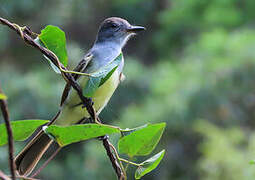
[0,17,125,179]
[16,176,39,180]
[0,87,16,180]
[0,17,97,120]
[0,170,11,180]
[102,137,126,180]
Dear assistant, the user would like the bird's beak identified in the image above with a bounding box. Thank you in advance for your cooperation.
[126,25,146,33]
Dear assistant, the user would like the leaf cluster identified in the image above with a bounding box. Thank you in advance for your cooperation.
[0,25,166,179]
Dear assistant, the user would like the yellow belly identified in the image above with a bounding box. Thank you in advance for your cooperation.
[55,70,120,125]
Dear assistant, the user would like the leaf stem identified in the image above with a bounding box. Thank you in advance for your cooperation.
[0,16,126,180]
[108,143,127,179]
[11,23,94,78]
[124,156,134,171]
[45,48,94,77]
[102,124,122,132]
[118,158,141,167]
[59,69,93,77]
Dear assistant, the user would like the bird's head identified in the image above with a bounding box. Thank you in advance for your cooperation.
[95,17,145,48]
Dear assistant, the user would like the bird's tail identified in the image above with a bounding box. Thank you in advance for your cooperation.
[15,131,54,176]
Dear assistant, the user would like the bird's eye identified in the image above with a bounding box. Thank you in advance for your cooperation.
[111,23,118,28]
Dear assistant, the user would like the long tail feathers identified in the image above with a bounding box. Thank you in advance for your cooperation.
[15,132,54,176]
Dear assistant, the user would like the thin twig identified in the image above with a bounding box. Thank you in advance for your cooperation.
[0,170,11,180]
[16,176,40,180]
[108,142,127,177]
[0,87,16,180]
[0,17,125,179]
[102,138,126,180]
[0,17,96,122]
[31,147,61,178]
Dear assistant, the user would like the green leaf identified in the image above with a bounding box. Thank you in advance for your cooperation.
[250,160,255,165]
[0,120,49,146]
[39,25,68,67]
[35,37,62,74]
[44,124,120,146]
[118,123,166,157]
[0,93,7,100]
[83,53,122,97]
[135,150,165,179]
[121,124,149,137]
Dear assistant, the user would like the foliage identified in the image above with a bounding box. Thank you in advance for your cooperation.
[195,121,255,180]
[135,150,165,179]
[44,124,120,147]
[0,22,165,179]
[118,123,165,157]
[39,25,68,67]
[0,93,7,100]
[1,0,255,179]
[0,120,49,146]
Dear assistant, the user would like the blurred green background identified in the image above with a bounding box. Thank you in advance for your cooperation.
[1,0,255,179]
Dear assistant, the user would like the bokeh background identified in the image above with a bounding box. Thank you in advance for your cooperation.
[1,0,255,179]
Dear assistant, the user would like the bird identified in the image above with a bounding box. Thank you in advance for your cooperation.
[14,17,145,176]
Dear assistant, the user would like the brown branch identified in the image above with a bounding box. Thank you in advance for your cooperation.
[0,17,125,179]
[0,17,97,122]
[102,137,126,180]
[0,87,16,180]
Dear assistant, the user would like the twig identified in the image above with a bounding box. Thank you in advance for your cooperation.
[0,17,125,179]
[108,142,126,177]
[0,17,98,121]
[102,138,126,180]
[16,176,39,180]
[0,87,16,180]
[0,170,11,180]
[31,147,61,178]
